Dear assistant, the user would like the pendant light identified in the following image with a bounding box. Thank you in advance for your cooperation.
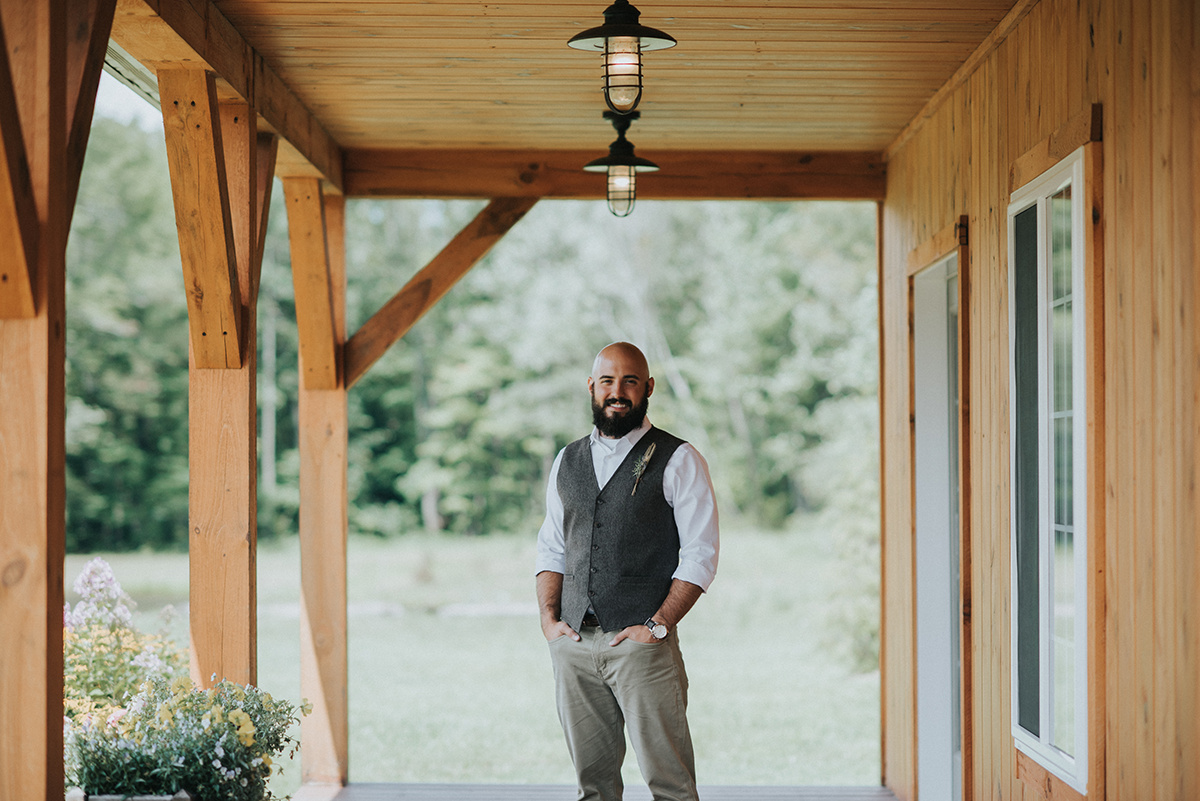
[567,0,676,115]
[583,112,659,217]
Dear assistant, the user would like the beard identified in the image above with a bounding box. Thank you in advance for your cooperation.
[591,393,650,439]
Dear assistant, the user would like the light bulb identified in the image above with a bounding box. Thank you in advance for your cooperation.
[603,36,642,113]
[607,165,636,217]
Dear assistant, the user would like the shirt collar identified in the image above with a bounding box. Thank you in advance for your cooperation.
[589,416,652,452]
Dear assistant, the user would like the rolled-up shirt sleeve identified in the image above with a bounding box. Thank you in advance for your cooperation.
[663,443,720,591]
[535,448,567,575]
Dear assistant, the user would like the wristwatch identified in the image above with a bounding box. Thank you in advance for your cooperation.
[645,618,668,640]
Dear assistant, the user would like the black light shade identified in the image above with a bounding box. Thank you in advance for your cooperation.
[567,0,676,115]
[583,112,659,217]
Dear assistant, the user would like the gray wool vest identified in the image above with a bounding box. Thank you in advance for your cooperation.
[558,426,686,632]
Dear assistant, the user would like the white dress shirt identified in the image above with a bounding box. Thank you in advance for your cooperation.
[535,417,719,592]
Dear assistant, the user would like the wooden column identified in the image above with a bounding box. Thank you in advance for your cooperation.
[160,68,276,687]
[284,179,350,786]
[0,0,113,797]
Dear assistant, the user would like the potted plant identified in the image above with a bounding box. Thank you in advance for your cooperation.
[62,559,308,801]
[66,674,308,801]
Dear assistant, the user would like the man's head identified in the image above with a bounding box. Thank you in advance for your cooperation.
[588,342,654,439]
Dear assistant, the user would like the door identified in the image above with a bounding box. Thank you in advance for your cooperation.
[913,253,963,801]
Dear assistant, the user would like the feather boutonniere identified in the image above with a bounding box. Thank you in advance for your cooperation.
[631,442,656,496]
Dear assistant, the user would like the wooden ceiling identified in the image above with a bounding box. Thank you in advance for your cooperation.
[110,0,1021,197]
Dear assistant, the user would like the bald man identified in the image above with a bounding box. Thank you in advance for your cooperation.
[536,342,720,801]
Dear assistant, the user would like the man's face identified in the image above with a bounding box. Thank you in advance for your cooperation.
[588,347,654,439]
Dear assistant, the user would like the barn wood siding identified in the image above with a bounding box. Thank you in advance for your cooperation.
[881,0,1198,799]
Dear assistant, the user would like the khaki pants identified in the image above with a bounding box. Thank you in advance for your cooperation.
[548,625,698,801]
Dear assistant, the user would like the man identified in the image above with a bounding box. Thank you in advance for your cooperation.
[536,341,719,801]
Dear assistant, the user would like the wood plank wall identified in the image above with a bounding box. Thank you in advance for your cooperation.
[880,0,1198,799]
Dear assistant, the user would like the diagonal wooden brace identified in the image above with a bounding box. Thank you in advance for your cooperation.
[343,195,538,388]
[159,68,244,368]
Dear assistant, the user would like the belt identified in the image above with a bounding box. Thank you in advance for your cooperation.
[580,612,601,628]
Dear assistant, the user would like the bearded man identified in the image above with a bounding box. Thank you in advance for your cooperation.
[536,341,720,801]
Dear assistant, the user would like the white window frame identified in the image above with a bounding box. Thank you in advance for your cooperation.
[1007,146,1089,794]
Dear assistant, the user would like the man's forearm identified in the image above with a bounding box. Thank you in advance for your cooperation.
[653,579,703,630]
[536,570,565,624]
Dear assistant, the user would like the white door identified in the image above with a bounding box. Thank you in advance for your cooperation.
[913,254,963,801]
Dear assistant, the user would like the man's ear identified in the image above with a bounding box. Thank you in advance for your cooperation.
[646,377,655,397]
[587,377,595,395]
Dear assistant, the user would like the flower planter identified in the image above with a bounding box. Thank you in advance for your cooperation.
[66,791,194,801]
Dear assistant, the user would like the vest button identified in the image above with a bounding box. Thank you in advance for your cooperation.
[594,521,602,528]
[590,567,598,573]
[592,544,600,550]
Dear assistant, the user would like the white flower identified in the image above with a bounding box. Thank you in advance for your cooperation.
[132,649,166,673]
[212,758,222,769]
[65,558,134,627]
[214,744,225,758]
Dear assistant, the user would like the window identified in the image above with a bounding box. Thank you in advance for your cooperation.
[1008,146,1090,793]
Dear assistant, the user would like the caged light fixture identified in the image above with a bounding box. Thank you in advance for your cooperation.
[583,111,659,218]
[567,0,676,115]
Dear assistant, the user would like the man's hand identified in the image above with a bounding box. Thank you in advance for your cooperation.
[609,624,660,647]
[543,617,581,642]
[536,571,580,642]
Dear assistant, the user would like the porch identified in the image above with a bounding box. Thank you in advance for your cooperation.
[297,784,898,801]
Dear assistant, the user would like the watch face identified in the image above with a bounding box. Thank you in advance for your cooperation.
[651,623,668,639]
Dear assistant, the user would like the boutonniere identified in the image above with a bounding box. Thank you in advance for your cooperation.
[631,442,656,496]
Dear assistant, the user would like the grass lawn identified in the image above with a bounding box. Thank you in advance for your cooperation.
[66,526,879,794]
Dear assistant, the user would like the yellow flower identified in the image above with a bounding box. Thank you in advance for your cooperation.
[228,708,256,746]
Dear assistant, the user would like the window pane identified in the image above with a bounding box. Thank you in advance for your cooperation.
[1051,185,1073,300]
[1052,527,1076,755]
[1054,416,1074,526]
[1054,300,1073,413]
[1013,204,1040,736]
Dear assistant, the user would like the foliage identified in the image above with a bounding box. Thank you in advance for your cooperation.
[62,558,307,800]
[66,117,189,551]
[66,675,307,801]
[63,558,187,723]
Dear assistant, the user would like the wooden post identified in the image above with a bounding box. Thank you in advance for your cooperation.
[0,0,112,797]
[161,70,275,687]
[286,181,350,787]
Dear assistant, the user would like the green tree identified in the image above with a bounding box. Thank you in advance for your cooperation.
[65,117,189,551]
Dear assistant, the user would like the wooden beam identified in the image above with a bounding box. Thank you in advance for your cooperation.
[283,177,339,390]
[253,132,278,306]
[186,96,275,691]
[0,0,70,797]
[0,11,39,318]
[299,192,349,788]
[343,196,538,388]
[159,68,243,368]
[1009,104,1103,194]
[111,0,343,189]
[64,0,116,216]
[344,149,886,201]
